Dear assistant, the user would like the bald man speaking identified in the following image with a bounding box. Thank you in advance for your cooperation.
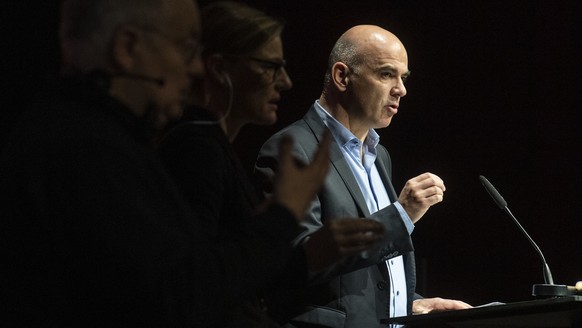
[256,25,471,328]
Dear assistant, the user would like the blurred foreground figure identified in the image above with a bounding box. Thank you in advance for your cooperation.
[0,0,340,326]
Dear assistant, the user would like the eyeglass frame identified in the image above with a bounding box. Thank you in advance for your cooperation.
[223,55,287,83]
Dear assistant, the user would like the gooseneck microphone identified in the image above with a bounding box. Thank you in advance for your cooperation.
[478,175,553,284]
[478,175,571,297]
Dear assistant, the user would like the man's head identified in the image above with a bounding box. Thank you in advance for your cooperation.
[60,0,204,129]
[321,25,409,138]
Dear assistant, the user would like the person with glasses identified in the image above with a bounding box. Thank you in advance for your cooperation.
[0,0,349,326]
[255,25,472,327]
[158,2,387,327]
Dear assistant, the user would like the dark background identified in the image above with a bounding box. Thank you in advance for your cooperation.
[4,0,580,306]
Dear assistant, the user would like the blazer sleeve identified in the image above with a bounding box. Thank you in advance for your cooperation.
[255,127,413,285]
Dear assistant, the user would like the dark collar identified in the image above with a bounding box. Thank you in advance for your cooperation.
[47,72,158,147]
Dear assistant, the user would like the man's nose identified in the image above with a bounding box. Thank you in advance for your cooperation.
[392,78,407,97]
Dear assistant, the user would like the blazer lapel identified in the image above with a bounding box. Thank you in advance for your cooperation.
[303,106,371,217]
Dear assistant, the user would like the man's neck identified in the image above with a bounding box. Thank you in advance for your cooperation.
[318,95,369,142]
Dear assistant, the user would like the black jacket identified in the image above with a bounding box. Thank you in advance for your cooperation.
[158,109,308,327]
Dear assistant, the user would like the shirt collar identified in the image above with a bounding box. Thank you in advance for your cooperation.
[314,100,380,149]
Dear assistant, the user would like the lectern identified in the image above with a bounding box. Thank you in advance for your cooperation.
[382,295,582,328]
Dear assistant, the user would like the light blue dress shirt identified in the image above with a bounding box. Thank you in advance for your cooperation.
[314,100,413,323]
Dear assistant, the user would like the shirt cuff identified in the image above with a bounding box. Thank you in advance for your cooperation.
[394,201,414,235]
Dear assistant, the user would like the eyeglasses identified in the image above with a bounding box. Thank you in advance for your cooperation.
[138,26,204,64]
[225,55,287,83]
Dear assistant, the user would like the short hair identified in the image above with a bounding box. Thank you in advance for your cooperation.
[59,0,163,70]
[323,37,364,86]
[201,1,284,57]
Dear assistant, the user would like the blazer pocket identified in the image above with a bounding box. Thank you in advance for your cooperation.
[290,305,346,327]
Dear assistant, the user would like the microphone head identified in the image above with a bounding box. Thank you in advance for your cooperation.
[479,175,508,209]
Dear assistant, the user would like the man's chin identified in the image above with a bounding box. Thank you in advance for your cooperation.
[150,105,183,131]
[375,119,393,129]
[166,104,185,121]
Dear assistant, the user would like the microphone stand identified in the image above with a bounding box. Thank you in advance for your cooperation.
[478,175,573,298]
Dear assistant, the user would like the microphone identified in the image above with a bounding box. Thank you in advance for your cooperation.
[113,73,165,87]
[478,175,571,298]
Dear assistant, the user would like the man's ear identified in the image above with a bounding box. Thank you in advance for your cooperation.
[110,25,141,71]
[331,62,350,91]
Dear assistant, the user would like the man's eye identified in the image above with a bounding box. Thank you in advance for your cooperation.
[381,72,394,78]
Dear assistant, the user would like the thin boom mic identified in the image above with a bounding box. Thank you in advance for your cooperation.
[113,73,165,87]
[478,175,554,285]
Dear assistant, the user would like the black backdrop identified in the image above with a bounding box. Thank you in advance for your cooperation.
[4,0,580,306]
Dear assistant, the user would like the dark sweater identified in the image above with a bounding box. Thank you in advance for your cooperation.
[0,75,301,327]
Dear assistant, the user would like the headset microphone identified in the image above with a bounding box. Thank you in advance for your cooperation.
[113,73,165,87]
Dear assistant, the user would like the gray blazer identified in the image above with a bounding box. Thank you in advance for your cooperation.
[255,105,419,328]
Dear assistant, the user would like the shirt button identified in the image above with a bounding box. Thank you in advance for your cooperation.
[396,291,400,296]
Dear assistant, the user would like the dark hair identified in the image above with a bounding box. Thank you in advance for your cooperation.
[323,38,363,86]
[201,1,285,57]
